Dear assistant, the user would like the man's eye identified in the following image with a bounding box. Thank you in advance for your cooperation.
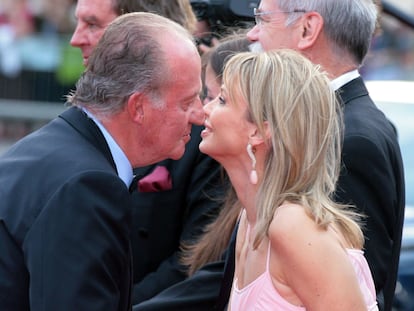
[87,22,98,29]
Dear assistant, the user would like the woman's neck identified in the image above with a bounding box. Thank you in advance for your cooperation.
[223,162,258,225]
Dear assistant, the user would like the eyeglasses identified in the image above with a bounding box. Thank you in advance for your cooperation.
[253,7,306,25]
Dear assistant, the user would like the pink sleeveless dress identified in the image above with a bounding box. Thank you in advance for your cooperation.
[230,243,378,310]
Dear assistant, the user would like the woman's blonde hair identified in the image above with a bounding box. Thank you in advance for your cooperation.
[223,49,364,249]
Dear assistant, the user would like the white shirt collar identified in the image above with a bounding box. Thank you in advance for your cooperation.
[330,69,360,91]
[83,108,134,187]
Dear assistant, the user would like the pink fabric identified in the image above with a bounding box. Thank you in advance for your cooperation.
[230,245,378,310]
[138,165,172,192]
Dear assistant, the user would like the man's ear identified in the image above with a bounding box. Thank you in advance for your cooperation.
[127,92,145,124]
[297,12,324,50]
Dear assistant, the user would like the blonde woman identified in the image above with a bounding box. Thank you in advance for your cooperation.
[200,49,378,310]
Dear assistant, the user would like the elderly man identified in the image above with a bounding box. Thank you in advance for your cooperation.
[0,12,203,311]
[70,0,225,304]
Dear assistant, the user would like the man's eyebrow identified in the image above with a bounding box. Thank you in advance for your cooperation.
[75,15,101,25]
[182,92,200,104]
[83,15,99,24]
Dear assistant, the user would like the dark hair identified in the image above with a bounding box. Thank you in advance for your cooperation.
[181,180,240,276]
[200,33,250,101]
[209,34,251,79]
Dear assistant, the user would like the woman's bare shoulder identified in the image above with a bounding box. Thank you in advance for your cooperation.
[269,202,319,253]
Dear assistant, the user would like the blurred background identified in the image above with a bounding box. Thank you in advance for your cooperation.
[0,0,80,150]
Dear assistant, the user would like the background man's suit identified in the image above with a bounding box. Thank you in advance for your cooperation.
[335,77,405,311]
[0,107,133,311]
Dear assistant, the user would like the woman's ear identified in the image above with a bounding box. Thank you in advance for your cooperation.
[249,121,271,147]
[127,92,145,124]
[297,11,324,50]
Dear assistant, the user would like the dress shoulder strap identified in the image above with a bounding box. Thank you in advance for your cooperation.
[266,240,271,271]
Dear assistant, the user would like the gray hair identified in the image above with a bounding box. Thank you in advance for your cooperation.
[67,12,194,117]
[278,0,378,64]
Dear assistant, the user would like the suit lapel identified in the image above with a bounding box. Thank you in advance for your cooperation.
[336,76,369,105]
[59,106,117,171]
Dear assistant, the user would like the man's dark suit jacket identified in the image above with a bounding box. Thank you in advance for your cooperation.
[0,107,133,311]
[130,123,224,304]
[335,77,405,311]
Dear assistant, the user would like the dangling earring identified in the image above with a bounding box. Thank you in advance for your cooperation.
[246,143,258,185]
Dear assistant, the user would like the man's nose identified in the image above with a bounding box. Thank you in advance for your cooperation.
[70,25,85,47]
[246,26,259,42]
[189,99,205,125]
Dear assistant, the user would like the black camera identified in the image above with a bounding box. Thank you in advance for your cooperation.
[191,0,259,41]
[191,0,258,22]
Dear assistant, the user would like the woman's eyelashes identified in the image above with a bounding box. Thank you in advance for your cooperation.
[218,95,226,105]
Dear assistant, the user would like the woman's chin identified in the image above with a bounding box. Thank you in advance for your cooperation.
[199,139,212,156]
